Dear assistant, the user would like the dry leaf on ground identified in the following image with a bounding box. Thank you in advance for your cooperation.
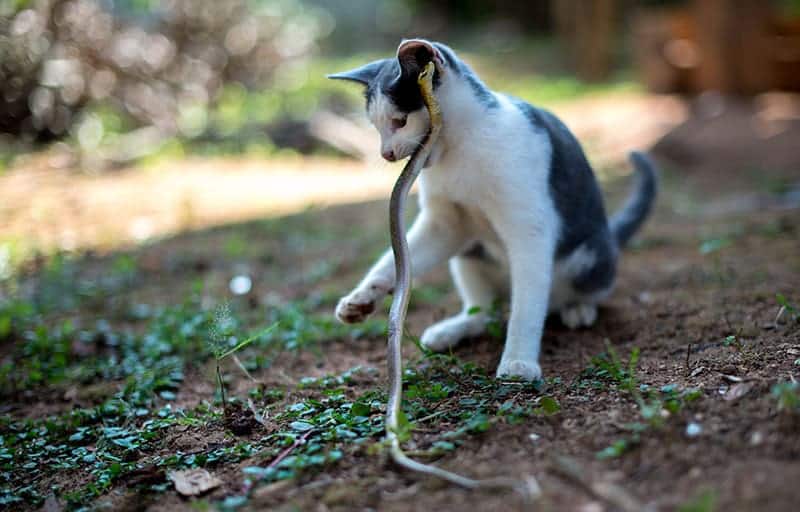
[724,382,754,402]
[168,468,222,496]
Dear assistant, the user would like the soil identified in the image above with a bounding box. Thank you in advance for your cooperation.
[2,93,800,511]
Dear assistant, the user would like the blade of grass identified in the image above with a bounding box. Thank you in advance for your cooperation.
[217,323,278,360]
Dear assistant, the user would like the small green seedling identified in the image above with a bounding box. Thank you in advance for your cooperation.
[211,316,277,411]
[776,294,800,324]
[771,381,800,414]
[584,340,640,392]
[723,332,744,351]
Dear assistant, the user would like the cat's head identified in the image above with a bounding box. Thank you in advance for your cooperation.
[328,39,448,162]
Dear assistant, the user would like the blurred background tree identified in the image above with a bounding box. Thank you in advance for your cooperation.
[0,0,331,166]
[1,0,799,170]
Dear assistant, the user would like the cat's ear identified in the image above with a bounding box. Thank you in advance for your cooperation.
[327,60,386,85]
[397,39,444,76]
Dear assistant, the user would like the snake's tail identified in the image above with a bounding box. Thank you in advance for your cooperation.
[388,439,538,499]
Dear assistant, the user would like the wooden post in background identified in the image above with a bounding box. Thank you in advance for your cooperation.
[693,0,771,94]
[553,0,618,82]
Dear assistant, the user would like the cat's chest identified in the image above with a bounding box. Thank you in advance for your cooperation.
[419,166,504,243]
[419,159,495,205]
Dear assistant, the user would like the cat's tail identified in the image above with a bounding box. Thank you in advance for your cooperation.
[609,151,658,248]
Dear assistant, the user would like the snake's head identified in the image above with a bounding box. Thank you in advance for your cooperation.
[417,61,436,89]
[416,61,442,134]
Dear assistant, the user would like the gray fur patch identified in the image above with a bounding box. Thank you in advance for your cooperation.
[510,97,617,293]
[432,43,498,109]
[609,151,658,247]
[510,98,611,257]
[571,234,617,293]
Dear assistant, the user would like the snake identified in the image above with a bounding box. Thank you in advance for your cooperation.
[384,61,537,498]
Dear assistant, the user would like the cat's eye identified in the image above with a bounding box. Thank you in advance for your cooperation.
[391,117,407,130]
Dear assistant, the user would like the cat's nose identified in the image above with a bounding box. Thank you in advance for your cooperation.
[381,149,396,162]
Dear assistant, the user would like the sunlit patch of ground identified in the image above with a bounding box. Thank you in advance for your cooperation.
[0,92,686,260]
[0,156,396,256]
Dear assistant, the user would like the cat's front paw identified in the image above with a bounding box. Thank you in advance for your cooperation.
[335,283,389,324]
[335,292,376,324]
[496,358,542,382]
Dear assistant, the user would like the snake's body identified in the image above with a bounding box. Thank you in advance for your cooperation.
[385,62,533,496]
[385,61,467,484]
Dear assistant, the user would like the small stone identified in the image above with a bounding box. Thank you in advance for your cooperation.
[750,431,764,446]
[529,433,541,443]
[690,366,705,378]
[229,275,252,295]
[686,422,702,437]
[578,502,604,512]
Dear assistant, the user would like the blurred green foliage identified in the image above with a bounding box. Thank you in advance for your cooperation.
[0,0,640,169]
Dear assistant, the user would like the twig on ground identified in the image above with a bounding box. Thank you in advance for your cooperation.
[552,454,647,512]
[775,305,786,325]
[267,429,315,470]
[685,343,692,375]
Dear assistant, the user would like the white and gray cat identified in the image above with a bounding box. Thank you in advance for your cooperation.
[329,39,656,381]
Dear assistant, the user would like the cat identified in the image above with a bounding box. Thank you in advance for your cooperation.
[328,39,657,381]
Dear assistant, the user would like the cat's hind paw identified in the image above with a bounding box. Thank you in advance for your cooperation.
[559,303,597,330]
[420,313,486,352]
[496,358,542,382]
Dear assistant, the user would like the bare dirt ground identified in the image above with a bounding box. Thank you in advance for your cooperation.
[1,93,799,511]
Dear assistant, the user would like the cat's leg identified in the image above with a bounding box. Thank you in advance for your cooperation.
[494,222,555,381]
[420,249,498,351]
[557,234,616,329]
[336,203,465,324]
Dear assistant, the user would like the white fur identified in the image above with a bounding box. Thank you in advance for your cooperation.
[336,51,604,381]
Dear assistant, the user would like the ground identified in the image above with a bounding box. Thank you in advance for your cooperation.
[1,93,799,512]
